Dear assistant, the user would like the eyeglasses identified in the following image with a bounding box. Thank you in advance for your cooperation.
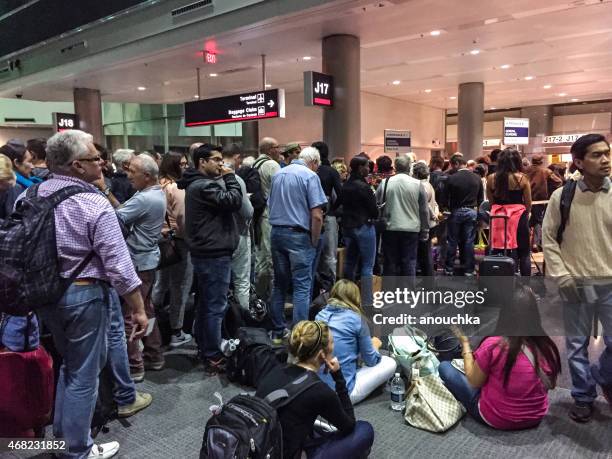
[74,156,102,163]
[207,157,223,163]
[180,161,188,167]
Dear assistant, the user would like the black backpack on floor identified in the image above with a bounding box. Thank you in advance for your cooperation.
[226,328,286,389]
[200,372,319,459]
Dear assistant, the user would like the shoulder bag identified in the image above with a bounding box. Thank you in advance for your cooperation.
[158,214,182,269]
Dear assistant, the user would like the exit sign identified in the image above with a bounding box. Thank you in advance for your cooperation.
[205,50,217,64]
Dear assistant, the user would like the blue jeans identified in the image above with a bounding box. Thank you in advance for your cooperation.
[192,256,233,360]
[106,288,136,406]
[446,208,478,273]
[38,284,109,459]
[438,361,485,423]
[304,420,374,459]
[564,284,612,403]
[381,230,419,277]
[270,226,317,334]
[343,224,376,307]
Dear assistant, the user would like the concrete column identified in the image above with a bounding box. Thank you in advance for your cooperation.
[457,82,484,160]
[73,88,103,145]
[322,34,360,162]
[242,121,259,156]
[520,105,553,137]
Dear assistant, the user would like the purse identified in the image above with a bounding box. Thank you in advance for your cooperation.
[157,214,182,269]
[426,329,462,362]
[404,369,465,432]
[373,177,390,232]
[388,325,440,381]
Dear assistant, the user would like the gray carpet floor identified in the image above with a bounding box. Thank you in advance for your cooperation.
[12,343,612,459]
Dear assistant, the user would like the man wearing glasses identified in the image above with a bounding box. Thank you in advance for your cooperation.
[178,144,243,375]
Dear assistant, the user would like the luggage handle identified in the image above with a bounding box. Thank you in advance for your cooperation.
[489,213,509,256]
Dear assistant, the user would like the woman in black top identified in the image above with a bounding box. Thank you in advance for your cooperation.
[333,156,379,308]
[256,321,374,459]
[486,148,532,276]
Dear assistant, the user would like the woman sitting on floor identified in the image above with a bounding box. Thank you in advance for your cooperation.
[256,320,374,459]
[316,279,397,404]
[440,286,561,430]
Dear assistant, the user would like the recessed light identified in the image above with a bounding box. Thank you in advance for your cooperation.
[193,95,199,99]
[500,64,511,69]
[571,98,579,102]
[265,84,272,88]
[392,80,401,85]
[302,56,312,61]
[430,30,441,36]
[449,96,457,100]
[490,107,496,110]
[543,84,552,89]
[424,89,432,93]
[524,75,534,80]
[470,49,480,55]
[209,73,218,77]
[558,92,567,96]
[137,86,146,91]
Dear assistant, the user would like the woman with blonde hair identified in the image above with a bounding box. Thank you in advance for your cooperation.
[0,153,17,218]
[256,320,374,458]
[316,280,397,404]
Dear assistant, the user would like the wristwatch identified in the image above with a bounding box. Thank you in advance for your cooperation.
[101,188,111,197]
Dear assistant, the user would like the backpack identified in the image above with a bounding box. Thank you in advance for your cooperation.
[200,371,319,459]
[226,327,286,389]
[0,184,94,316]
[556,179,578,245]
[237,166,267,213]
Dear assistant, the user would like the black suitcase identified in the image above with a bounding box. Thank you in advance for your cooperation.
[479,214,515,306]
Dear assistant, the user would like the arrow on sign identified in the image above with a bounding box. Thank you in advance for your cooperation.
[267,100,275,108]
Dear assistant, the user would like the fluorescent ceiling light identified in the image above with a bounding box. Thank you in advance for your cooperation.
[571,98,579,102]
[137,86,146,91]
[524,75,534,80]
[449,96,457,100]
[193,95,199,99]
[430,30,441,36]
[392,80,401,85]
[265,84,272,88]
[470,49,480,55]
[302,56,312,61]
[543,84,552,89]
[490,107,496,110]
[424,89,432,93]
[209,73,218,77]
[558,92,567,96]
[500,64,511,69]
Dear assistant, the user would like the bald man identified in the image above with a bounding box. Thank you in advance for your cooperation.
[253,137,281,301]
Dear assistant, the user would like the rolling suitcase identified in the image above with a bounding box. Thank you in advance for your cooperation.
[479,214,515,307]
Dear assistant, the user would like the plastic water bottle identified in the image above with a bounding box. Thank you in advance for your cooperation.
[390,373,406,411]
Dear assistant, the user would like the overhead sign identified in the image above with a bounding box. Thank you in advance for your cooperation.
[384,129,411,154]
[52,112,79,133]
[184,89,285,126]
[204,50,217,64]
[503,117,530,145]
[543,134,585,144]
[304,71,334,107]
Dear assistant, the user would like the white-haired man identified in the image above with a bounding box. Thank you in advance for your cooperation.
[101,154,167,382]
[21,130,148,459]
[267,146,327,342]
[110,148,135,203]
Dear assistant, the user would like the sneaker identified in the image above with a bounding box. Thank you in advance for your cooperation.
[170,330,193,348]
[205,356,227,376]
[144,359,165,371]
[569,401,594,423]
[131,371,145,383]
[118,391,153,418]
[444,269,454,276]
[269,328,291,345]
[590,364,612,408]
[88,441,120,459]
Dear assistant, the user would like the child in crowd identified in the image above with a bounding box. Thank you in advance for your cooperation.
[440,286,562,430]
[316,280,397,404]
[256,320,374,459]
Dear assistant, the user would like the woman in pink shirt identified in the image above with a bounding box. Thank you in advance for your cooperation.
[439,286,561,430]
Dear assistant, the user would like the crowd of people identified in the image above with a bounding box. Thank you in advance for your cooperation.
[0,130,610,458]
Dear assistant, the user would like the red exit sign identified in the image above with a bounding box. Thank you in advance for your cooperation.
[205,50,217,64]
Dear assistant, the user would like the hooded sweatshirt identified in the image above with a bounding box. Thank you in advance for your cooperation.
[177,168,243,258]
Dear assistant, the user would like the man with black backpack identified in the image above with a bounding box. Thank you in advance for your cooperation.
[542,133,612,424]
[4,130,149,459]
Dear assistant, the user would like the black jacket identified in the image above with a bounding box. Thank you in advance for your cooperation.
[110,171,135,204]
[177,168,243,258]
[334,175,378,229]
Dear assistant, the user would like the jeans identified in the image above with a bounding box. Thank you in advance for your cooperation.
[446,208,478,273]
[417,235,434,277]
[192,256,233,360]
[38,284,108,459]
[343,224,376,307]
[564,284,612,403]
[319,215,339,289]
[106,288,136,406]
[304,420,374,459]
[152,239,193,330]
[255,213,273,302]
[124,270,164,373]
[232,234,252,310]
[438,361,485,424]
[270,226,317,333]
[381,230,420,277]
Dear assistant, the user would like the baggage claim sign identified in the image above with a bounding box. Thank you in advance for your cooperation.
[184,89,285,126]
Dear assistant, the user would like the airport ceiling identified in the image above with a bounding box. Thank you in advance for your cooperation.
[5,0,612,111]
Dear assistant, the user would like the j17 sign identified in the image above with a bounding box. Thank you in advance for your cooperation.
[304,71,334,107]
